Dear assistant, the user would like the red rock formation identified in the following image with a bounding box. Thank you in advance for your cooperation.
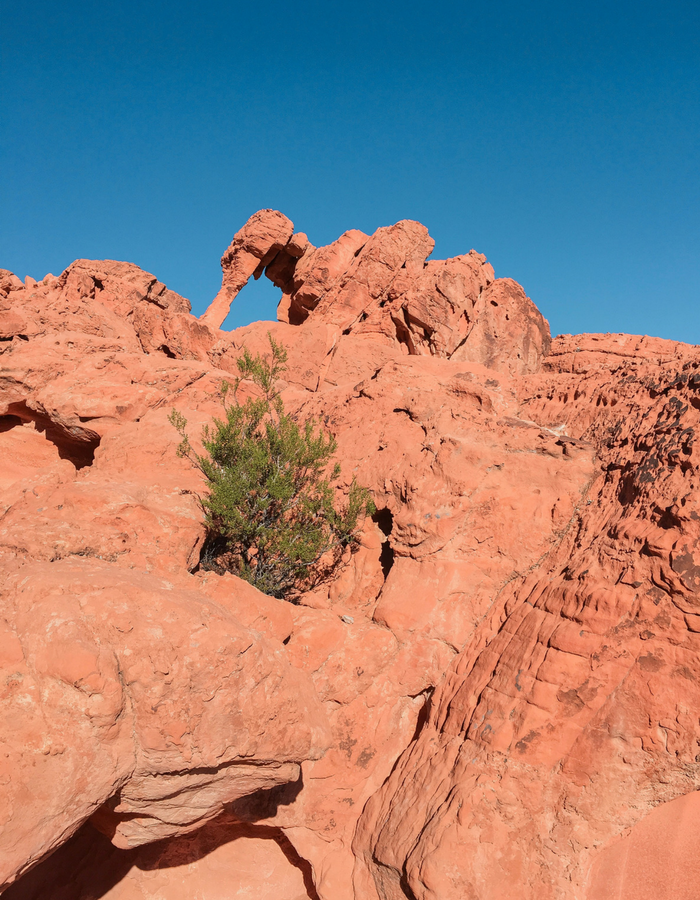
[353,333,700,900]
[1,212,699,899]
[199,209,549,373]
[200,210,299,330]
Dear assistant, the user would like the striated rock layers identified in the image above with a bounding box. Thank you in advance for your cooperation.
[1,210,699,899]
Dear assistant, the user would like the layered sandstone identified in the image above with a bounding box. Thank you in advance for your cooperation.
[1,211,698,899]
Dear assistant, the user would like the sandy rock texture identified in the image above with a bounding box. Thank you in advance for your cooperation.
[1,211,699,898]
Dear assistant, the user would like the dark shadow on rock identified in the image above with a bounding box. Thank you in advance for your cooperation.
[227,770,304,821]
[2,824,137,900]
[5,777,317,900]
[2,401,100,468]
[134,817,320,900]
[0,415,23,434]
[372,507,395,579]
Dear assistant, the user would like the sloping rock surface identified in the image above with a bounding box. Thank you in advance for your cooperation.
[1,213,699,899]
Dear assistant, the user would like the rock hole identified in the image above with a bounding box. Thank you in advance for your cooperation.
[656,505,682,529]
[379,541,395,579]
[372,507,395,579]
[374,507,393,537]
[287,303,308,326]
[157,344,177,359]
[3,402,100,469]
[0,414,23,434]
[228,772,304,821]
[220,275,283,331]
[195,532,231,575]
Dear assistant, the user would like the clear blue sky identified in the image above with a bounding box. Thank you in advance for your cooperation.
[2,0,699,340]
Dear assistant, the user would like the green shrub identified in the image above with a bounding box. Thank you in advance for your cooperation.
[169,334,374,600]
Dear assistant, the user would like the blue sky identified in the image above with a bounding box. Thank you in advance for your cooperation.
[2,0,699,340]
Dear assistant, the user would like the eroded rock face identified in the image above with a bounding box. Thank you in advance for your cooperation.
[201,209,550,374]
[1,560,328,879]
[2,213,700,899]
[353,333,700,900]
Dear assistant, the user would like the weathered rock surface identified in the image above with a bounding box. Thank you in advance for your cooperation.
[353,332,700,899]
[202,210,549,374]
[200,210,299,330]
[2,212,699,899]
[0,557,329,887]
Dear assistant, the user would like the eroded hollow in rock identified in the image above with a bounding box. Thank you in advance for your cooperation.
[3,402,101,469]
[0,414,23,434]
[372,507,395,579]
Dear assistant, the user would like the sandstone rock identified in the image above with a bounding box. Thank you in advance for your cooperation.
[201,211,549,375]
[4,212,700,900]
[200,209,296,329]
[0,418,69,494]
[451,276,551,374]
[353,333,700,900]
[0,559,329,889]
[304,220,435,331]
[58,259,191,316]
[287,231,312,258]
[587,791,700,900]
[0,269,24,296]
[0,309,27,339]
[280,228,369,325]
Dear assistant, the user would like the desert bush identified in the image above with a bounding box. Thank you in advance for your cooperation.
[169,334,374,600]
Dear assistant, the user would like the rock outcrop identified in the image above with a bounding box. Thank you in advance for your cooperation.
[204,209,550,374]
[1,212,699,899]
[353,332,700,899]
